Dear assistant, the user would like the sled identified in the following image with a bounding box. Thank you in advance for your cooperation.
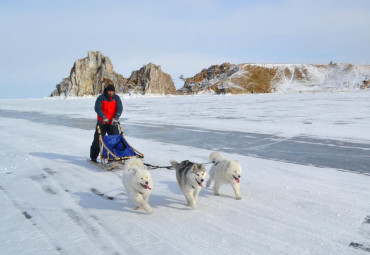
[89,122,144,171]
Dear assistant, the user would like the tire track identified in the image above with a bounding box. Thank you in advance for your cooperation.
[38,165,182,254]
[0,185,64,254]
[34,166,137,254]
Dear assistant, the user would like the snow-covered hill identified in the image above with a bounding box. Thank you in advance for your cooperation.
[1,93,370,254]
[180,63,370,94]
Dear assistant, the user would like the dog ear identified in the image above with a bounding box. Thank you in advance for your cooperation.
[191,164,197,171]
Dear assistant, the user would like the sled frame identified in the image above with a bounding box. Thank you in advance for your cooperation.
[94,122,144,171]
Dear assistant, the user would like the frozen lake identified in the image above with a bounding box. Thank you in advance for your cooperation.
[1,108,369,174]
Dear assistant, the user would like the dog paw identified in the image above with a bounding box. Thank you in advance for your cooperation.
[214,193,220,196]
[236,196,242,200]
[135,206,142,210]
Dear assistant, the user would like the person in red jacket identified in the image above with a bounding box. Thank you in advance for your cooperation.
[90,84,123,162]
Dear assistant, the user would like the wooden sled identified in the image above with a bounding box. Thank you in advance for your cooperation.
[89,122,144,171]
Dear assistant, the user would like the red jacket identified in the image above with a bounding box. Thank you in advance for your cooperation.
[95,93,123,125]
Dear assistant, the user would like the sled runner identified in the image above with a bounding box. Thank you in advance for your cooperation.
[89,122,144,170]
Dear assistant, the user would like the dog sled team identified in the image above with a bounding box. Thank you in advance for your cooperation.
[122,152,242,214]
[89,82,243,214]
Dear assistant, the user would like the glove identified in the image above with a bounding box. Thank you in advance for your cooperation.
[102,118,109,124]
[112,117,119,125]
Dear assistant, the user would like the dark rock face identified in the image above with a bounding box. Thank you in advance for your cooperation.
[360,80,370,89]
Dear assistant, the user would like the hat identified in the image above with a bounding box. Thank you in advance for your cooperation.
[106,84,115,92]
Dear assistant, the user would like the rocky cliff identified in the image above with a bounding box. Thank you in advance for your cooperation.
[125,63,177,95]
[51,51,127,97]
[179,63,370,94]
[51,52,370,97]
[51,52,176,97]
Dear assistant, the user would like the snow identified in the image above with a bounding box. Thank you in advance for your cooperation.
[268,63,370,93]
[2,92,370,141]
[0,93,370,254]
[186,63,370,94]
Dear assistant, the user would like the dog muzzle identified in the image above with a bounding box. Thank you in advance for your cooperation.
[196,179,204,187]
[140,183,152,190]
[233,175,240,183]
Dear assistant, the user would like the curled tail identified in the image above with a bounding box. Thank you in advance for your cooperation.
[209,152,225,163]
[124,157,145,169]
[170,160,179,170]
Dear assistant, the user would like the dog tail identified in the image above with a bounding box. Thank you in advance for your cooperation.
[170,160,179,169]
[209,152,224,163]
[124,157,145,169]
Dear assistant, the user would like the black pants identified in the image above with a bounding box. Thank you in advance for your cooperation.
[90,121,119,160]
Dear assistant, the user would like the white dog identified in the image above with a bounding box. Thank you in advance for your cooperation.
[122,157,153,213]
[170,160,207,209]
[206,152,242,200]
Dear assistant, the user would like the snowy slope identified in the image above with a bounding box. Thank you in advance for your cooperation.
[264,63,370,93]
[182,63,370,94]
[1,93,370,254]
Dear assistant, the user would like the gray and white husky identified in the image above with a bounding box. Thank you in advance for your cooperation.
[170,160,207,209]
[206,152,242,200]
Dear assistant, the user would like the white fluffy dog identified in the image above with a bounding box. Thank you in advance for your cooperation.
[206,152,242,200]
[122,157,153,213]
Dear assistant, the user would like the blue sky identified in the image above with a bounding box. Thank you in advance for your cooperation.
[1,0,369,99]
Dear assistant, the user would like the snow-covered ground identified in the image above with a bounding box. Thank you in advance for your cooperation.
[0,92,370,254]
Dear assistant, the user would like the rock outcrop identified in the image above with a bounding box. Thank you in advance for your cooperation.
[125,63,177,95]
[52,52,370,97]
[360,79,370,89]
[51,52,176,97]
[179,63,370,94]
[179,63,240,94]
[51,51,127,97]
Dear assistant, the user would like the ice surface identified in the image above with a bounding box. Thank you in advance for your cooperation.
[0,93,369,254]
